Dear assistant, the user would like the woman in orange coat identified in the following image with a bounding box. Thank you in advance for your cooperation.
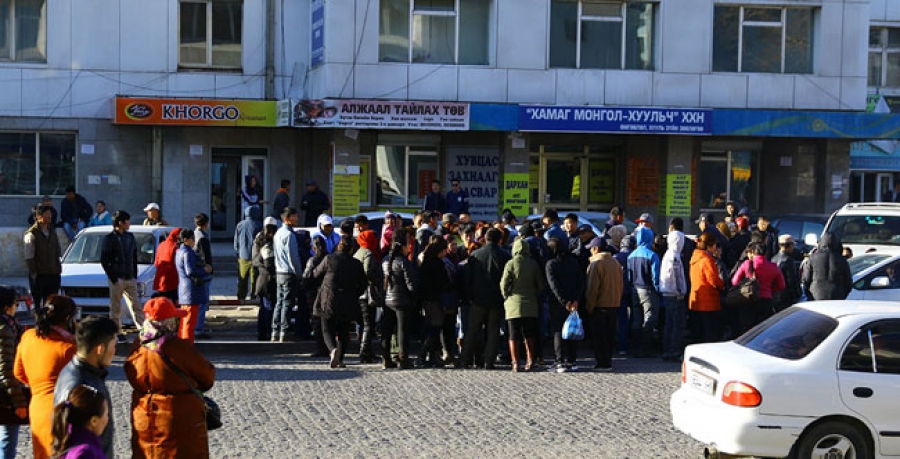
[689,233,725,344]
[14,294,77,459]
[124,297,216,459]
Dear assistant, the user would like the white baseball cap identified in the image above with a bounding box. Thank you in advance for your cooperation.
[143,202,160,212]
[263,216,278,227]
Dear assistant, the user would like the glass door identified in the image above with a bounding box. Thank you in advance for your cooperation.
[877,173,894,202]
[210,156,242,238]
[242,155,267,215]
[541,154,583,211]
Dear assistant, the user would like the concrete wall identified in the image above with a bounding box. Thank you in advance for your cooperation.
[310,0,868,110]
[0,228,68,277]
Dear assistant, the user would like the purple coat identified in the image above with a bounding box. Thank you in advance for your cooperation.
[59,426,106,458]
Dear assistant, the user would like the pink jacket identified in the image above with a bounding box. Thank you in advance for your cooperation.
[731,255,786,300]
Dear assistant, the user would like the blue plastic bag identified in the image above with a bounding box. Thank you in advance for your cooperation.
[561,311,584,341]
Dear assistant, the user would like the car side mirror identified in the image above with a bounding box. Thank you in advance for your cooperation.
[871,276,892,289]
[804,233,818,247]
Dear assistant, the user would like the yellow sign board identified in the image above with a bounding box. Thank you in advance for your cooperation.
[502,173,530,218]
[663,174,692,217]
[333,173,360,217]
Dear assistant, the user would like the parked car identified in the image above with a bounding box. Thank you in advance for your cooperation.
[811,202,900,256]
[60,225,173,324]
[769,214,827,254]
[524,211,637,236]
[671,301,900,459]
[847,253,900,301]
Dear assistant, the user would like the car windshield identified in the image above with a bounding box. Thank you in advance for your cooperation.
[735,307,838,360]
[848,254,892,277]
[827,215,900,246]
[63,232,159,265]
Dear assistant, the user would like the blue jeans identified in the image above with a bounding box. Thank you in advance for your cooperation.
[0,425,18,459]
[273,274,298,335]
[194,283,211,334]
[662,295,686,357]
[63,221,85,242]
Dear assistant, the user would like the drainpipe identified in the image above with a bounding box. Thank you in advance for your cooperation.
[265,0,276,99]
[151,127,163,204]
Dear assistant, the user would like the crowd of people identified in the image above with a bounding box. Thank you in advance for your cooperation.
[233,199,854,374]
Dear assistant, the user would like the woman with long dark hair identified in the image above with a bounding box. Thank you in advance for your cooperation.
[0,287,26,459]
[50,385,107,458]
[382,228,418,369]
[14,295,77,459]
[418,238,450,368]
[240,175,267,219]
[302,236,330,356]
[253,218,279,341]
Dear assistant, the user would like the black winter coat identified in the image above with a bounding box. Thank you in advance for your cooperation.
[0,313,26,415]
[100,230,138,282]
[252,233,275,299]
[802,233,853,301]
[772,250,802,309]
[312,252,367,320]
[463,242,511,308]
[545,253,585,310]
[725,230,752,269]
[383,256,418,309]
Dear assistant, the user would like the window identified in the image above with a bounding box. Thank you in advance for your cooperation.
[869,28,900,87]
[179,0,243,69]
[0,132,75,196]
[713,6,813,74]
[735,308,837,361]
[828,215,900,248]
[375,145,438,207]
[550,0,654,70]
[840,322,900,374]
[379,0,490,64]
[0,0,47,62]
[699,150,758,210]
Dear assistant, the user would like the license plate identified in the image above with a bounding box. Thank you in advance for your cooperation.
[688,370,716,396]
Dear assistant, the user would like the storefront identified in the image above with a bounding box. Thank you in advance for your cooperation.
[849,94,900,202]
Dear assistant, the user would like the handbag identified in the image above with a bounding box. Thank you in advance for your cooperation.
[159,352,222,431]
[561,310,585,341]
[0,385,30,425]
[726,259,759,308]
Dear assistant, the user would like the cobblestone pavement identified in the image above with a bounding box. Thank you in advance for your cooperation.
[16,352,706,458]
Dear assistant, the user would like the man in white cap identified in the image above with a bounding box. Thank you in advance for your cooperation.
[771,234,802,313]
[142,202,168,226]
[311,213,340,254]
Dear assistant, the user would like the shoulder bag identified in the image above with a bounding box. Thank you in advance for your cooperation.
[726,259,759,308]
[159,352,222,431]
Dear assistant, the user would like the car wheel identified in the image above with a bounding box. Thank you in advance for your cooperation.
[794,420,871,459]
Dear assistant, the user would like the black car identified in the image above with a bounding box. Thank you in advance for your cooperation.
[769,215,828,254]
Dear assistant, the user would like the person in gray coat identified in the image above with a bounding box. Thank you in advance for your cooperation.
[234,206,262,301]
[801,232,852,301]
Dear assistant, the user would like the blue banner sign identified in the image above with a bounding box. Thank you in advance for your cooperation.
[311,0,325,68]
[518,105,712,135]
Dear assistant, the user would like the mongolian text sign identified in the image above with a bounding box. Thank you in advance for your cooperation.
[293,99,469,131]
[662,174,692,217]
[502,173,530,219]
[114,98,278,127]
[311,0,325,68]
[518,105,712,135]
[332,165,360,217]
[445,147,499,221]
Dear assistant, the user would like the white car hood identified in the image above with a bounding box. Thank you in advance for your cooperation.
[61,264,155,287]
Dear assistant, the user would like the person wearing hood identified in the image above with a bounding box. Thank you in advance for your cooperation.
[240,175,267,220]
[614,235,636,355]
[87,201,111,227]
[732,242,786,334]
[312,236,367,368]
[627,227,661,357]
[724,216,752,269]
[380,210,401,257]
[801,232,852,301]
[234,206,263,301]
[354,228,383,364]
[660,230,687,361]
[300,181,330,227]
[500,239,544,372]
[584,237,623,371]
[545,236,584,373]
[153,228,182,304]
[311,214,341,255]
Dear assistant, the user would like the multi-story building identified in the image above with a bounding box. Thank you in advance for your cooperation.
[0,0,894,237]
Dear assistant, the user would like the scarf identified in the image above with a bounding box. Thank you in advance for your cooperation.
[139,318,179,352]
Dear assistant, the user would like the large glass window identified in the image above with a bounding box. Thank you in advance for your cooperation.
[869,28,900,87]
[375,145,438,208]
[0,0,47,62]
[549,0,654,70]
[0,132,75,196]
[378,0,490,64]
[179,0,243,69]
[700,150,758,210]
[713,6,813,74]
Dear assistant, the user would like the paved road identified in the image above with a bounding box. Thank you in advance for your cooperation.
[15,352,706,458]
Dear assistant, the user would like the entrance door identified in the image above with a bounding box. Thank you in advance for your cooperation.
[877,173,894,202]
[210,148,267,239]
[534,150,618,214]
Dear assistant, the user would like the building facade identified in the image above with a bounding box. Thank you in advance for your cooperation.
[0,0,891,237]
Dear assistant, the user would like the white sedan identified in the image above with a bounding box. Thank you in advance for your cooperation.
[671,301,900,459]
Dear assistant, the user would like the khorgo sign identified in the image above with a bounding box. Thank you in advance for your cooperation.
[291,99,469,131]
[114,97,280,127]
[519,105,712,135]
